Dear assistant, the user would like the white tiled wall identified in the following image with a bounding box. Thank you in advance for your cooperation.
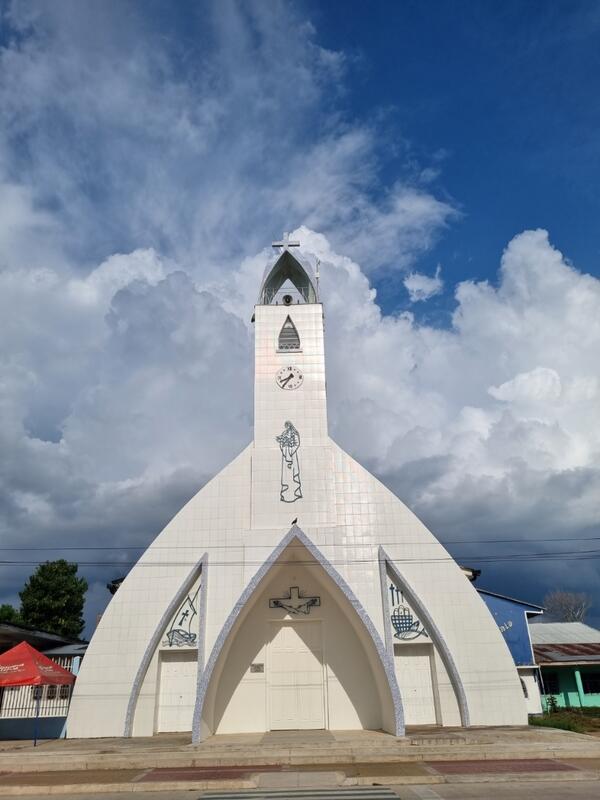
[67,257,527,738]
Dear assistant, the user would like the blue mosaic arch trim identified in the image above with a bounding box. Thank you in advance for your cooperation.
[123,553,207,737]
[378,551,393,656]
[191,526,404,742]
[379,547,471,727]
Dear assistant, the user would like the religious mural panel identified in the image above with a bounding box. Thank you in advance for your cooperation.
[162,583,201,648]
[388,582,428,641]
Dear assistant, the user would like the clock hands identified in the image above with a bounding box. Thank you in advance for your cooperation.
[279,372,294,388]
[275,366,303,390]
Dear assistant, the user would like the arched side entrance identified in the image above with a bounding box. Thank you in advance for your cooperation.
[192,527,403,742]
[124,553,208,737]
[379,547,470,727]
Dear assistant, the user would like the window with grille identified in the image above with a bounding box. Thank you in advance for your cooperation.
[582,672,600,694]
[543,672,560,694]
[46,685,57,700]
[59,685,71,700]
[31,686,43,700]
[278,316,300,350]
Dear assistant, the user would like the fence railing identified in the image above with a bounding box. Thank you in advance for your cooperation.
[0,655,74,719]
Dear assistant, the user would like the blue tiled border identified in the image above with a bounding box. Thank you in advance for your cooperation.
[191,526,405,742]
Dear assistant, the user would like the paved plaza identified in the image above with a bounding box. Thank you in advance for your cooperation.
[0,727,598,795]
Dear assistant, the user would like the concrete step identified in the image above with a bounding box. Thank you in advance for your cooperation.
[200,791,399,799]
[3,745,600,773]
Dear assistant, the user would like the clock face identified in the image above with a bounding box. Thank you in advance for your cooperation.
[275,365,304,390]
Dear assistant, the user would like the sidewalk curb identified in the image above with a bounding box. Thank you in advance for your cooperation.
[0,772,597,796]
[2,744,600,773]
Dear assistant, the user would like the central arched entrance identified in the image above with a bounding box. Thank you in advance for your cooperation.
[195,531,402,739]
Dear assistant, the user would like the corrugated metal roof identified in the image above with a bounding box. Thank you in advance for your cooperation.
[43,643,88,657]
[529,621,600,644]
[534,642,600,664]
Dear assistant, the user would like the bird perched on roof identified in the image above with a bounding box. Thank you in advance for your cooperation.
[291,518,298,525]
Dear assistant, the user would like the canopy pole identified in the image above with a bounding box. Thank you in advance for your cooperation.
[33,693,40,747]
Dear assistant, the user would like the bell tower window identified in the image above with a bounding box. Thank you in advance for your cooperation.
[278,316,301,351]
[258,247,318,306]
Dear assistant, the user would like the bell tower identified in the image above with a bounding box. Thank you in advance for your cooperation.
[251,236,334,529]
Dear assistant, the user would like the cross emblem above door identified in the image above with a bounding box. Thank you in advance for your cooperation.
[269,586,321,615]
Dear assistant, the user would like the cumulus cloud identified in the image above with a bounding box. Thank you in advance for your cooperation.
[403,265,444,302]
[3,223,600,629]
[488,367,562,404]
[0,3,598,629]
[0,1,452,277]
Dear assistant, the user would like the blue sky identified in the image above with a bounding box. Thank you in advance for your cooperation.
[0,0,599,631]
[318,1,600,314]
[318,2,600,311]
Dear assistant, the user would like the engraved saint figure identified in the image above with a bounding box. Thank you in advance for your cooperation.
[276,421,302,502]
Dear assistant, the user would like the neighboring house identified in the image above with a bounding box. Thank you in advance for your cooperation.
[0,622,79,655]
[477,589,544,715]
[529,620,600,710]
[0,625,87,739]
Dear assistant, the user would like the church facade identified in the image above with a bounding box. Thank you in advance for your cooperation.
[67,243,527,740]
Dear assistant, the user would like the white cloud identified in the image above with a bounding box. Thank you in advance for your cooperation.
[0,4,598,627]
[0,1,452,278]
[404,265,444,302]
[488,366,562,404]
[1,220,600,627]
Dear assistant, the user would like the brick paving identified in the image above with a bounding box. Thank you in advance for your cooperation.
[0,758,586,788]
[0,769,142,787]
[429,758,579,774]
[139,764,282,781]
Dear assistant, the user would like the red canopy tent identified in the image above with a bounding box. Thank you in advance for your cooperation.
[0,641,75,687]
[0,642,75,745]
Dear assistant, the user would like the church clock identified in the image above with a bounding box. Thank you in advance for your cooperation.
[275,365,303,390]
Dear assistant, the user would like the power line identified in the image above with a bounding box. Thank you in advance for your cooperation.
[0,534,599,551]
[1,549,600,569]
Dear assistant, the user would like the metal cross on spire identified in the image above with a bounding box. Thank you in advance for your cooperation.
[272,231,300,250]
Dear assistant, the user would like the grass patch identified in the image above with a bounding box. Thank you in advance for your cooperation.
[530,713,586,733]
[530,710,600,734]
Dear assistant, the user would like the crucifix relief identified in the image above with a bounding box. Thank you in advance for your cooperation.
[269,586,321,615]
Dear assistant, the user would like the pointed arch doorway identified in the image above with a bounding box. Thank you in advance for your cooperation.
[194,529,402,740]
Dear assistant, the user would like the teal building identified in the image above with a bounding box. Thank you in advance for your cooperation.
[530,621,600,710]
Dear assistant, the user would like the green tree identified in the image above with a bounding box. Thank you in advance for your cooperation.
[0,604,22,624]
[19,560,88,638]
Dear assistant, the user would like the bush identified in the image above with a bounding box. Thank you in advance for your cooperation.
[578,707,600,717]
[530,712,586,733]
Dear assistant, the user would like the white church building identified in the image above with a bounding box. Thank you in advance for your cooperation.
[67,240,527,740]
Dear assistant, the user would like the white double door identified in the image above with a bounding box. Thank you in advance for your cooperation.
[269,621,325,730]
